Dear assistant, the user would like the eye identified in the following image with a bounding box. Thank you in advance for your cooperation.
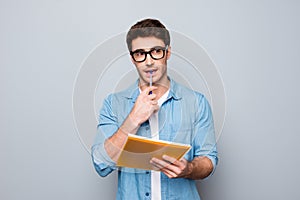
[134,51,145,57]
[152,48,163,55]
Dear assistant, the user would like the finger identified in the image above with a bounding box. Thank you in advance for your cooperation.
[150,160,176,178]
[162,155,177,164]
[150,158,164,170]
[152,105,160,112]
[142,86,158,94]
[147,93,157,100]
[151,157,176,171]
[162,155,183,168]
[147,105,159,117]
[151,158,183,177]
[150,158,169,168]
[150,164,161,171]
[179,158,188,166]
[160,168,178,178]
[149,100,158,105]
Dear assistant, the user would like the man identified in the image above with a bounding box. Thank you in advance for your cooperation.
[92,18,218,200]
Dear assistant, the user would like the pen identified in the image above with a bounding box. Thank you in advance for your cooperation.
[149,70,153,95]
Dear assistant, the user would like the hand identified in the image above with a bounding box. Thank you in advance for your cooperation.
[129,86,159,126]
[150,155,192,179]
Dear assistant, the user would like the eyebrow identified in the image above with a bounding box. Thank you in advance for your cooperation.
[131,46,165,52]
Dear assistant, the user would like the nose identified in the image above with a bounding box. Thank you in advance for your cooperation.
[145,53,154,66]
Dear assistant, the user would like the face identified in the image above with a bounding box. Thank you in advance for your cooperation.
[130,36,171,87]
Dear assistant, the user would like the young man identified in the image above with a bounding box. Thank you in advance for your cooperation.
[92,18,218,200]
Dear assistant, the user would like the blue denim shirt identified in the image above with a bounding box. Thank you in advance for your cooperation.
[92,78,218,200]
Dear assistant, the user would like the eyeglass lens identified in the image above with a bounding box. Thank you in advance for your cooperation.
[131,46,167,62]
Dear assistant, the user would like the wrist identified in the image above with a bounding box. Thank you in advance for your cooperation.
[128,113,141,127]
[120,114,140,134]
[184,161,194,179]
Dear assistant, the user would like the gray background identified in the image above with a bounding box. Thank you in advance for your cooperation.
[1,0,299,200]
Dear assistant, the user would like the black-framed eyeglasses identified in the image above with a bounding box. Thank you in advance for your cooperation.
[130,45,168,63]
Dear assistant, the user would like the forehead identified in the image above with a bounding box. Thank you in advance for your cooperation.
[131,37,165,51]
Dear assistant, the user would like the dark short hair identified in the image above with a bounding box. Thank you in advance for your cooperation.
[126,18,170,51]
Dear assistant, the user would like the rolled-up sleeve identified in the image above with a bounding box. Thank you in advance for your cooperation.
[193,94,218,175]
[91,94,119,177]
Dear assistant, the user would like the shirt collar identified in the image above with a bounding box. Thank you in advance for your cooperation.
[168,78,182,101]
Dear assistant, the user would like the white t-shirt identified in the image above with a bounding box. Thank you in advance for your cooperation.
[149,90,170,200]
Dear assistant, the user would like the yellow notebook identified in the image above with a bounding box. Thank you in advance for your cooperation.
[116,134,191,170]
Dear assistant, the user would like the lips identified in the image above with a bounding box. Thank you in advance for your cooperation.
[145,69,157,77]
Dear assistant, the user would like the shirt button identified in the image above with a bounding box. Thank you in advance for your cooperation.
[146,171,149,174]
[145,192,149,196]
[145,127,149,130]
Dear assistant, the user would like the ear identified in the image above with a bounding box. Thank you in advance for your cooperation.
[166,46,171,60]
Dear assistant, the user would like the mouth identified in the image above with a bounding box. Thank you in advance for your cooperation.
[145,69,157,77]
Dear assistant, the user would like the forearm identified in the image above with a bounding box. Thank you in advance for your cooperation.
[104,86,159,162]
[184,156,214,180]
[104,115,140,162]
